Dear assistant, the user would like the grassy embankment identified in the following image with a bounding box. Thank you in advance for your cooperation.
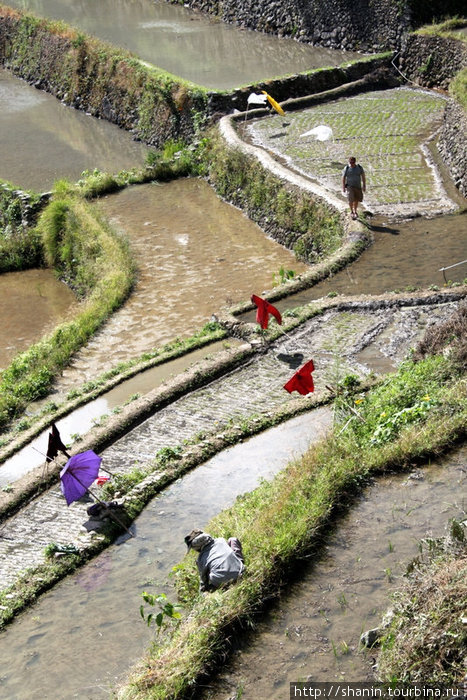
[376,302,467,686]
[377,521,467,686]
[0,5,210,148]
[0,183,43,271]
[416,17,467,110]
[118,303,467,699]
[0,178,135,430]
[0,138,215,437]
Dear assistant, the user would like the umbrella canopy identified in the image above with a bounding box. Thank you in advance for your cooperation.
[60,450,102,506]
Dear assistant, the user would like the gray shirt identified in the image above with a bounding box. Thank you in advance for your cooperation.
[343,163,364,188]
[197,537,244,591]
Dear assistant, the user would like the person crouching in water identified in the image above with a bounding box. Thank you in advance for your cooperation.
[184,529,244,593]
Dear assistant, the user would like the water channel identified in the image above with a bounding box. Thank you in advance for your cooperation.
[0,408,332,698]
[2,0,360,90]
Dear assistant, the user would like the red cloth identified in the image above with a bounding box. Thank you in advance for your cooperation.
[284,359,315,395]
[251,294,282,329]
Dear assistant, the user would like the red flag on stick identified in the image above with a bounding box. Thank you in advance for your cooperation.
[251,294,282,330]
[284,359,315,395]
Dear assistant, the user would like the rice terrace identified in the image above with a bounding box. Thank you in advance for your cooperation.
[0,0,466,698]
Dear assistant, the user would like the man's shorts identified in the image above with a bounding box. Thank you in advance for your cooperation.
[347,186,363,203]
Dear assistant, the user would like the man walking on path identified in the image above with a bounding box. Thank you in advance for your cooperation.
[342,156,366,219]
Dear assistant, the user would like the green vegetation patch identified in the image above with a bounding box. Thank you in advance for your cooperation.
[0,182,134,431]
[0,182,43,272]
[118,311,467,699]
[205,131,343,264]
[377,520,467,686]
[450,66,467,110]
[247,88,447,208]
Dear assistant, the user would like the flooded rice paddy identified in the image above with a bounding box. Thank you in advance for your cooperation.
[0,339,237,485]
[0,68,150,191]
[246,88,456,217]
[0,417,464,698]
[2,0,360,90]
[0,177,308,373]
[0,268,77,370]
[50,178,309,393]
[284,211,467,305]
[0,408,332,698]
[199,446,467,698]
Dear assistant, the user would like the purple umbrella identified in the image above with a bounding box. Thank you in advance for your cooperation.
[60,450,102,506]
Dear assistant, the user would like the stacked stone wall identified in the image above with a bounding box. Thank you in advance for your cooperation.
[438,101,467,198]
[398,34,467,198]
[397,34,467,90]
[168,0,411,52]
[0,9,209,149]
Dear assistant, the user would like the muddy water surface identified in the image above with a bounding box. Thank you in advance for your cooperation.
[200,446,467,699]
[2,0,360,90]
[0,68,149,191]
[0,268,77,370]
[52,178,308,393]
[0,408,332,698]
[240,212,467,323]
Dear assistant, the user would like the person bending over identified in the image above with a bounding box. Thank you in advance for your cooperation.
[184,529,244,593]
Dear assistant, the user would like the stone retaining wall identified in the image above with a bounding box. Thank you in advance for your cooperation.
[0,8,209,149]
[169,0,410,52]
[397,34,467,198]
[398,34,467,90]
[438,101,467,198]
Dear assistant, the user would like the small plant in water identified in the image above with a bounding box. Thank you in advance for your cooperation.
[340,640,350,655]
[140,592,182,634]
[273,266,295,286]
[337,592,348,609]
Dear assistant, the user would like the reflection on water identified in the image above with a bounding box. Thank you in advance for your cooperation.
[243,212,467,321]
[0,68,149,191]
[200,447,467,698]
[3,0,360,89]
[52,178,309,392]
[0,408,332,699]
[0,269,77,370]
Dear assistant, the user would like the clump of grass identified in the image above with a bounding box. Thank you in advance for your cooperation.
[450,66,467,111]
[377,520,467,685]
[0,182,44,272]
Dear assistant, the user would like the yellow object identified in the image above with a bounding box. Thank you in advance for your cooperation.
[262,90,285,116]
